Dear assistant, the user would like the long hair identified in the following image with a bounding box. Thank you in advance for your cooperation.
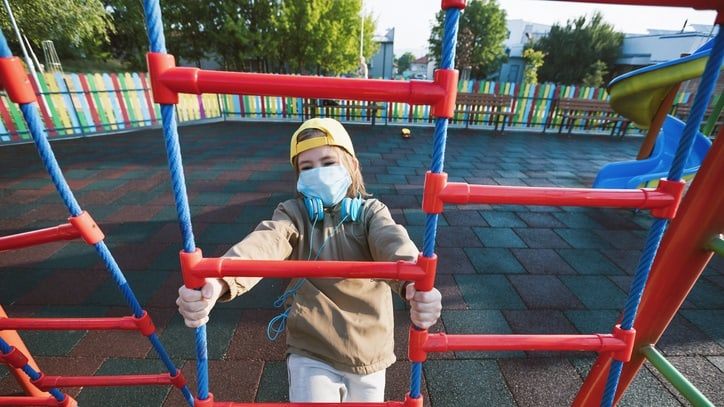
[292,128,370,198]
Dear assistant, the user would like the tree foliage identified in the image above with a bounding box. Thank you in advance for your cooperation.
[533,11,624,86]
[428,0,508,79]
[522,47,545,84]
[396,52,417,75]
[0,0,113,61]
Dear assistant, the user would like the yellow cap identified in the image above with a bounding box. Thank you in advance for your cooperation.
[289,118,355,166]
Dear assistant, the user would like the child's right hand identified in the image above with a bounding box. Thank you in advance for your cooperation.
[176,278,227,328]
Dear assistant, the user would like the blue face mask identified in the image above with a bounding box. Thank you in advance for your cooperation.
[297,165,352,207]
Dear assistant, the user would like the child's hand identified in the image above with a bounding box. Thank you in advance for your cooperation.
[176,278,226,328]
[405,283,442,330]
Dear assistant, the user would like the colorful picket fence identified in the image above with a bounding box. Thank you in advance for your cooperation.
[2,71,686,146]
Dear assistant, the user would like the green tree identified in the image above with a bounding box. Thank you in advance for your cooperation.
[428,0,508,79]
[275,0,375,75]
[522,47,545,84]
[533,11,624,85]
[0,0,113,62]
[397,52,416,75]
[104,0,148,71]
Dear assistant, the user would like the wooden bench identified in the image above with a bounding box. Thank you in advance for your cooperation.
[454,92,515,132]
[673,102,723,137]
[555,98,630,137]
[303,99,385,126]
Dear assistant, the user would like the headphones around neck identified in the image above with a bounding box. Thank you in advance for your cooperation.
[304,195,362,223]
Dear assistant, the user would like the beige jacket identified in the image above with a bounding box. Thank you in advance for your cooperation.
[220,197,419,374]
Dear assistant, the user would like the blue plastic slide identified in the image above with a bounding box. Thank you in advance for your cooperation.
[592,115,712,189]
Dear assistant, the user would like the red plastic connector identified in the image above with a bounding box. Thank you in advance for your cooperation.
[404,392,425,407]
[194,393,214,407]
[146,52,180,104]
[648,179,685,219]
[408,326,429,363]
[179,248,205,289]
[422,171,448,214]
[611,325,636,362]
[68,211,104,245]
[169,369,187,389]
[0,346,28,368]
[415,254,438,292]
[441,0,467,10]
[0,56,37,104]
[430,69,460,118]
[133,311,156,336]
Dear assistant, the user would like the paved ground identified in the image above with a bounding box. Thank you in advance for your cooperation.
[1,121,722,406]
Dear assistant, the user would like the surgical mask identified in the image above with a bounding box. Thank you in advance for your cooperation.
[297,165,352,207]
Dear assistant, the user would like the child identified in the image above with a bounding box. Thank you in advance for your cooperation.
[177,118,442,402]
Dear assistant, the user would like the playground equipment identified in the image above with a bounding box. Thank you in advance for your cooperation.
[593,38,720,189]
[0,1,722,407]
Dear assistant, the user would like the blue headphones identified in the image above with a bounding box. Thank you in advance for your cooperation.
[304,195,362,222]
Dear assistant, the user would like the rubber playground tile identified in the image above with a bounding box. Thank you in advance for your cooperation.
[82,270,171,307]
[441,309,524,359]
[515,211,567,228]
[435,247,477,275]
[15,268,107,306]
[679,310,724,348]
[18,305,108,357]
[73,358,172,407]
[656,314,724,356]
[480,210,526,228]
[649,356,724,406]
[224,310,287,362]
[455,275,526,310]
[441,209,488,227]
[556,248,625,275]
[158,309,240,360]
[511,248,577,275]
[472,227,527,248]
[563,309,623,334]
[508,275,585,310]
[434,226,484,248]
[255,360,289,402]
[423,359,516,407]
[552,212,606,229]
[555,228,615,250]
[463,247,526,274]
[685,277,724,308]
[514,228,571,249]
[497,358,582,407]
[559,275,628,310]
[165,359,265,405]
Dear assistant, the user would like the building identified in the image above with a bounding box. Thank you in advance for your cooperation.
[368,28,395,79]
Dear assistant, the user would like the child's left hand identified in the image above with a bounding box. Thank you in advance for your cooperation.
[405,283,442,329]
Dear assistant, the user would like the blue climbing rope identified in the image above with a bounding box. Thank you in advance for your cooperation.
[141,0,207,404]
[1,24,194,407]
[600,25,724,407]
[410,6,460,401]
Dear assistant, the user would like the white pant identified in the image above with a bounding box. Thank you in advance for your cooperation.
[287,353,386,402]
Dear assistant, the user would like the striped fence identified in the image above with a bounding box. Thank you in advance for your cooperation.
[0,71,699,146]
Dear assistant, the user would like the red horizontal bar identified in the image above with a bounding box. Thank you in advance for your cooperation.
[438,182,675,210]
[0,316,139,331]
[0,223,80,252]
[34,373,175,390]
[159,67,445,105]
[423,333,627,353]
[208,402,407,407]
[0,396,74,406]
[191,258,425,281]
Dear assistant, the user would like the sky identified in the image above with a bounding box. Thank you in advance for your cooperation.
[363,0,719,57]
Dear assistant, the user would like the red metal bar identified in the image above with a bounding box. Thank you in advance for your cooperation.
[0,223,81,252]
[0,306,50,398]
[574,126,724,406]
[218,404,409,407]
[33,373,176,390]
[0,316,140,331]
[422,333,628,353]
[437,182,678,211]
[0,396,76,406]
[180,248,426,289]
